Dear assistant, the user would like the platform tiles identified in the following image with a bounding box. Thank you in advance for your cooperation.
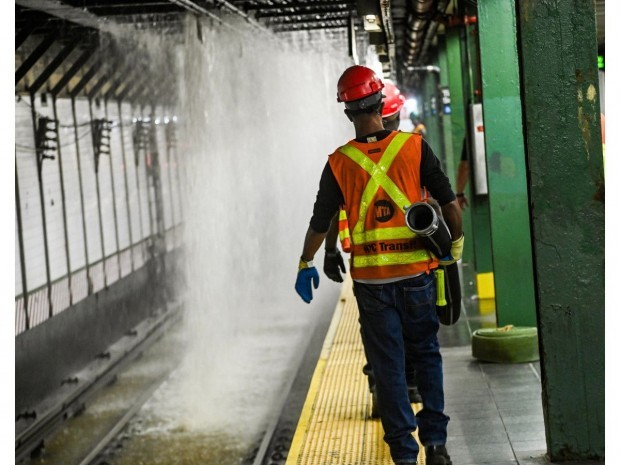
[286,278,427,465]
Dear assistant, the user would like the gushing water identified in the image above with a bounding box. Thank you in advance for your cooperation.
[118,17,355,462]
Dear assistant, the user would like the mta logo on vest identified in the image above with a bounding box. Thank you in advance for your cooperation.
[374,200,394,223]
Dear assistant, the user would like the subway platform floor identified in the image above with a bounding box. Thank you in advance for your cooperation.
[284,263,604,465]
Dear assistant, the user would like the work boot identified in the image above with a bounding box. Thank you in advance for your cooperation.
[408,385,423,404]
[424,445,452,465]
[394,461,417,465]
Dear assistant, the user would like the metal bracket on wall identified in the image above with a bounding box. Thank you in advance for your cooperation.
[91,119,112,173]
[165,120,177,150]
[132,120,151,167]
[35,117,58,174]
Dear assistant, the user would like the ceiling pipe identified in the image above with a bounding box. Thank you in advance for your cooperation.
[379,0,396,69]
[168,0,268,33]
[417,0,450,64]
[405,17,425,50]
[403,0,450,68]
[411,0,435,15]
[15,0,117,34]
[403,0,436,67]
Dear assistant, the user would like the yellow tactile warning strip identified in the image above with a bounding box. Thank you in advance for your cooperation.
[286,276,425,465]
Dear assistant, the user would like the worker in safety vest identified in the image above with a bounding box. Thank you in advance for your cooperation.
[295,65,462,465]
[323,80,424,410]
[410,112,427,137]
[322,80,406,278]
[381,80,407,131]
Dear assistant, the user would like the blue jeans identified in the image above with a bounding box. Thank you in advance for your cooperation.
[354,272,449,463]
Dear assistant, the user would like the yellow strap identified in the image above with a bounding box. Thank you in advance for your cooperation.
[353,250,431,268]
[435,269,446,306]
[339,133,412,229]
[338,133,415,245]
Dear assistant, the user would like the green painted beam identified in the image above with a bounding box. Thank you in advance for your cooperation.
[517,0,604,460]
[477,0,536,326]
[423,68,441,159]
[469,196,493,274]
[438,36,455,185]
[445,28,473,264]
[461,21,493,275]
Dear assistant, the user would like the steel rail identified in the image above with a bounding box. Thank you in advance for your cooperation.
[78,371,174,465]
[15,304,183,463]
[84,306,291,465]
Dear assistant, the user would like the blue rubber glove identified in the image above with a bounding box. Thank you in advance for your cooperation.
[295,259,320,303]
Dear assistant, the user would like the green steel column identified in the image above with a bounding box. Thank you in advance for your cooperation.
[445,28,473,264]
[518,1,604,460]
[438,36,455,184]
[462,20,493,276]
[423,68,441,158]
[477,0,536,326]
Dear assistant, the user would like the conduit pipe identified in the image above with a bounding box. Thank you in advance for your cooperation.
[417,0,450,63]
[403,0,449,67]
[404,0,435,66]
[16,0,119,34]
[168,0,269,34]
[379,0,396,68]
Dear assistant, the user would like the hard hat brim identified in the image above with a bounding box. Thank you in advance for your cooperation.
[344,92,384,111]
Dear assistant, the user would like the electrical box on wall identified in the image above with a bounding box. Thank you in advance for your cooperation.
[469,103,488,195]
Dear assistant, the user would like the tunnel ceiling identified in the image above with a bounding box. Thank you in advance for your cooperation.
[16,0,605,103]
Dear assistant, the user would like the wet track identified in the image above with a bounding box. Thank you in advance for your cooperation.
[19,284,340,465]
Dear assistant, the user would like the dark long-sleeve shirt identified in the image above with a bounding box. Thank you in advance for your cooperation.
[309,130,456,233]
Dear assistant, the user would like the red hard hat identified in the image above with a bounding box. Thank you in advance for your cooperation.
[382,81,406,118]
[337,65,385,103]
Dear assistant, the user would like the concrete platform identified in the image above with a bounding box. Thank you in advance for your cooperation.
[283,264,604,465]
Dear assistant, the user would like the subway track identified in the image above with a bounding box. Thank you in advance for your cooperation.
[16,304,185,465]
[94,325,319,465]
[91,312,323,465]
[16,299,326,465]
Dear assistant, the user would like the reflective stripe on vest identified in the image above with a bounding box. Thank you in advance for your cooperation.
[338,208,351,252]
[353,226,414,243]
[352,249,431,268]
[338,132,415,245]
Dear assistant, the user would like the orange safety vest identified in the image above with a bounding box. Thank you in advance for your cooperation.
[328,131,438,280]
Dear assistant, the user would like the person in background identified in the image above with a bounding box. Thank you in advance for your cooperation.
[294,65,462,465]
[381,81,406,131]
[455,139,469,209]
[410,112,427,137]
